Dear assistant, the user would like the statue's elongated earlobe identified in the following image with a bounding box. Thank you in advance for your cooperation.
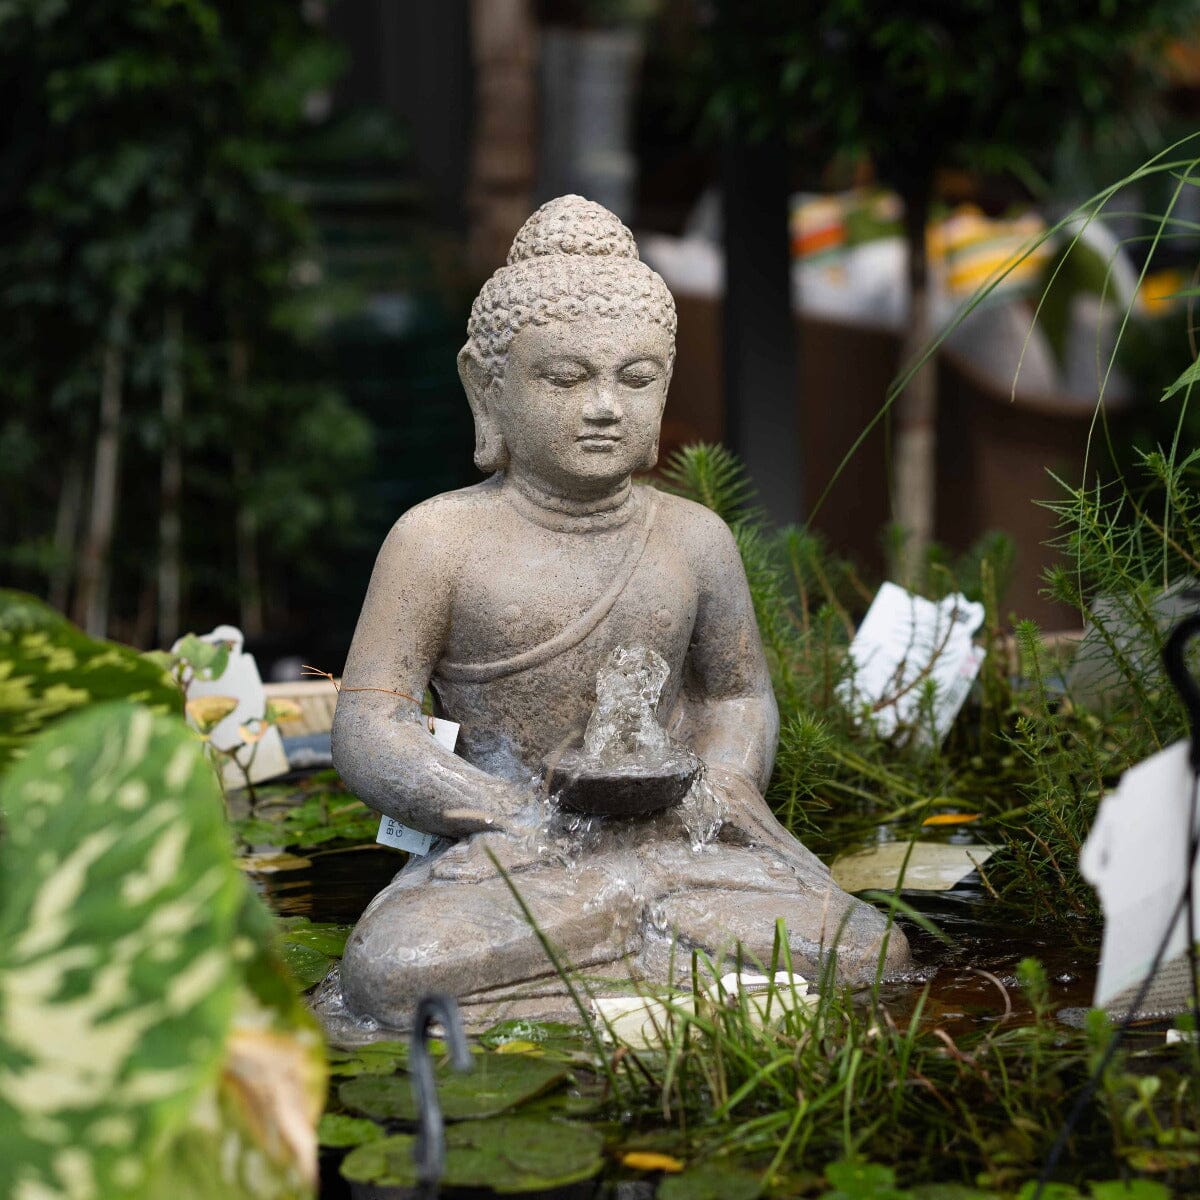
[457,346,508,473]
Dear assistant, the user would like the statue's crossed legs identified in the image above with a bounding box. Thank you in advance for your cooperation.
[340,834,905,1029]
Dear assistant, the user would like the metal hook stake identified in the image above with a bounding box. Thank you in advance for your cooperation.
[410,993,472,1197]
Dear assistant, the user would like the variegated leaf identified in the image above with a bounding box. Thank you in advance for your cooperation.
[0,703,244,1200]
[0,590,181,774]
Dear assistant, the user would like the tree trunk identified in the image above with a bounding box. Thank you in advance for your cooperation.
[230,337,264,638]
[466,0,538,275]
[892,182,936,585]
[720,132,803,528]
[73,306,128,637]
[157,305,184,646]
[49,450,84,614]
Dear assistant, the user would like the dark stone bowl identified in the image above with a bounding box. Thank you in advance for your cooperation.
[542,743,702,817]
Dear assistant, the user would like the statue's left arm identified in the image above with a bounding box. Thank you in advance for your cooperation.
[669,503,796,850]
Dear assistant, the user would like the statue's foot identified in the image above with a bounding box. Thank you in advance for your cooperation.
[642,840,913,985]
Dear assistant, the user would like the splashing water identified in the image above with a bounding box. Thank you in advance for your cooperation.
[583,645,671,762]
[678,771,727,851]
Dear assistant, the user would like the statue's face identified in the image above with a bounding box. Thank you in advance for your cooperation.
[496,315,672,494]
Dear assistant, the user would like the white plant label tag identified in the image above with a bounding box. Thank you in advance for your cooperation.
[1080,738,1200,1014]
[840,582,986,746]
[376,717,459,856]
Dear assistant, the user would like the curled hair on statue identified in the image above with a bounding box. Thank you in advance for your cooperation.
[461,195,677,386]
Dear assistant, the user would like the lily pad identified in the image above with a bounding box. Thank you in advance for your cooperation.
[823,1161,907,1200]
[659,1164,763,1199]
[276,918,352,987]
[339,1053,569,1121]
[340,1116,604,1193]
[909,1187,1000,1200]
[1089,1185,1171,1200]
[326,1040,412,1077]
[236,851,312,873]
[279,917,351,957]
[318,1113,385,1148]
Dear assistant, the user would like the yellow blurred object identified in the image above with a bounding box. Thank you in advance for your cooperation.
[930,205,1050,298]
[621,1151,685,1173]
[236,852,313,873]
[1139,269,1187,316]
[921,813,981,827]
[494,1040,541,1055]
[265,697,304,724]
[185,694,238,732]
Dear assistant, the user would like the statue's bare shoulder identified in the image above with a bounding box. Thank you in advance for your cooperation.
[374,477,505,590]
[651,489,746,589]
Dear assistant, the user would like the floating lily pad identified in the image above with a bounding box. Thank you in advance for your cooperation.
[327,1039,412,1077]
[658,1164,763,1199]
[1121,1146,1200,1172]
[236,850,312,873]
[339,1053,569,1121]
[908,1186,1000,1200]
[1015,1185,1082,1200]
[277,918,352,987]
[823,1161,907,1200]
[1089,1184,1172,1200]
[279,917,352,957]
[831,842,997,893]
[340,1116,604,1193]
[318,1113,385,1148]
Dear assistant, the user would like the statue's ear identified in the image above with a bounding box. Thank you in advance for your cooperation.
[639,359,673,471]
[457,346,508,473]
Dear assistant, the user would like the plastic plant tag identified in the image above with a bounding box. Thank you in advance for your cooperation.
[376,718,460,857]
[175,624,289,785]
[841,582,986,746]
[1080,738,1200,1015]
[593,972,814,1050]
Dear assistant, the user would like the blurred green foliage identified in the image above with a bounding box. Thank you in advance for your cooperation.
[0,0,373,641]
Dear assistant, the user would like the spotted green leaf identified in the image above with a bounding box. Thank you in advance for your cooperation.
[340,1116,604,1193]
[0,702,244,1200]
[0,702,325,1200]
[0,590,181,774]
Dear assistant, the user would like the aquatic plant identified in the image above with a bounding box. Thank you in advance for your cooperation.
[660,441,1198,928]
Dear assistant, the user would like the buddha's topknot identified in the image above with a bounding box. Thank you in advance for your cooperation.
[507,195,640,265]
[464,195,676,383]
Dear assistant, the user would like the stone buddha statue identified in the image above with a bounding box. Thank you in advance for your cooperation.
[331,196,910,1029]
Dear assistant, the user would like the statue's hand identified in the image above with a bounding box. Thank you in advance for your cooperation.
[437,775,534,839]
[705,764,800,856]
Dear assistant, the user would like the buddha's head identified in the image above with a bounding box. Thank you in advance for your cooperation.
[458,195,677,495]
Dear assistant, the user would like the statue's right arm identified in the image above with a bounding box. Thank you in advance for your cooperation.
[331,507,526,837]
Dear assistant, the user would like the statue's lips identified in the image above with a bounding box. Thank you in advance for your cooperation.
[577,434,622,450]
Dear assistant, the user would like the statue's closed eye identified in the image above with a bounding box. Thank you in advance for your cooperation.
[620,372,657,389]
[541,368,588,388]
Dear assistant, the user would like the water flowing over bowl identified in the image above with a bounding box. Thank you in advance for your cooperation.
[541,742,701,816]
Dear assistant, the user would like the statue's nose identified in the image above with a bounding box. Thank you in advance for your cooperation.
[583,381,623,422]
